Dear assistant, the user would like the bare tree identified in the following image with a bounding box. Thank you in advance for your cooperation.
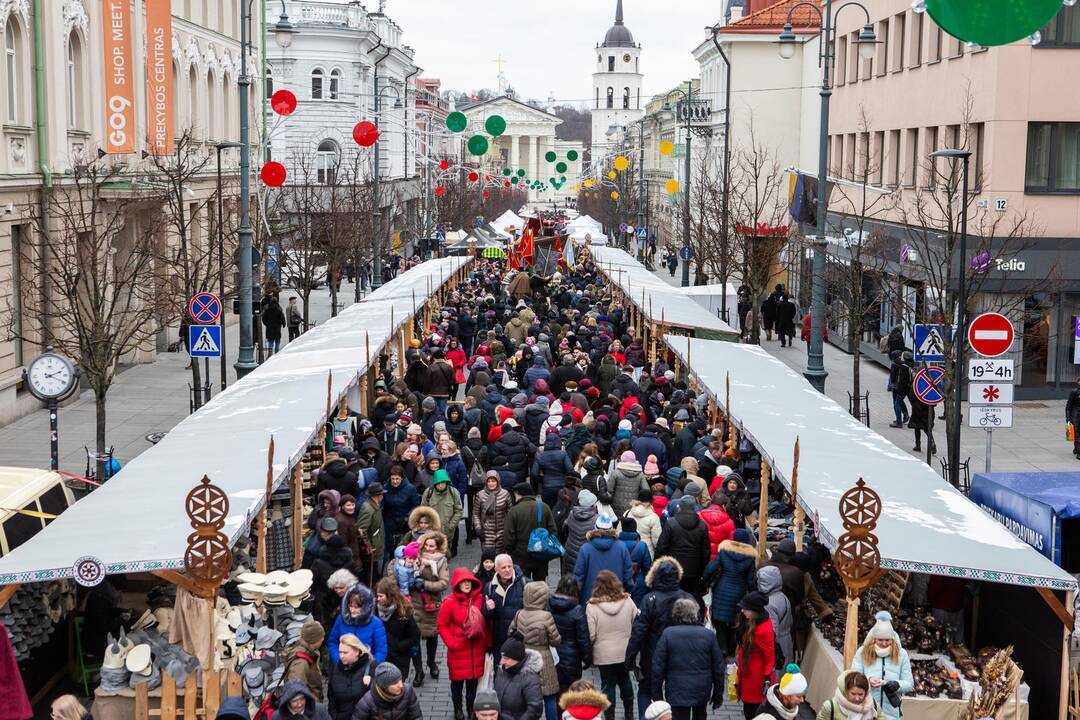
[4,155,171,476]
[150,129,218,409]
[729,122,790,344]
[690,142,736,304]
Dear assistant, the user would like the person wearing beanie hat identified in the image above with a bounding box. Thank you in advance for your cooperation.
[283,621,327,702]
[608,450,645,518]
[643,702,671,720]
[562,485,601,575]
[504,479,558,582]
[473,689,502,720]
[493,632,546,720]
[615,516,651,605]
[643,455,660,478]
[734,591,776,714]
[851,611,912,719]
[754,664,812,720]
[655,487,709,599]
[653,598,726,718]
[351,661,421,720]
[421,469,464,558]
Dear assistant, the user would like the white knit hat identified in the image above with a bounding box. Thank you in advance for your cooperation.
[643,702,671,720]
[869,610,895,640]
[778,663,808,696]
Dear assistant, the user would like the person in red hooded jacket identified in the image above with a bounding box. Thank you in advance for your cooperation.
[736,591,776,715]
[698,493,735,559]
[468,344,493,372]
[446,338,468,389]
[437,567,491,720]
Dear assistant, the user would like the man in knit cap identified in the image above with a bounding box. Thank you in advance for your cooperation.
[284,621,325,701]
[752,663,813,719]
[352,663,422,720]
[473,689,501,720]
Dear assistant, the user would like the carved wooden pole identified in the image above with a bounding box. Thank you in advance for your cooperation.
[257,436,274,574]
[792,437,806,552]
[757,458,771,563]
[291,464,303,568]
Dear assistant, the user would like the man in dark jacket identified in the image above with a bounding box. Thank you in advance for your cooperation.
[560,489,599,574]
[610,367,640,400]
[1069,377,1080,458]
[491,420,536,482]
[503,483,557,581]
[632,426,667,472]
[651,598,725,715]
[701,528,757,654]
[484,554,527,663]
[377,415,407,456]
[531,431,574,507]
[626,558,697,720]
[523,397,550,445]
[888,350,912,428]
[425,349,456,414]
[318,456,359,497]
[273,680,332,720]
[549,355,584,397]
[381,471,420,560]
[654,496,710,600]
[359,437,392,482]
[350,663,422,720]
[493,636,544,720]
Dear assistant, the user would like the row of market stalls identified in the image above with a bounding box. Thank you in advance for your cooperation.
[663,335,1076,719]
[0,257,473,716]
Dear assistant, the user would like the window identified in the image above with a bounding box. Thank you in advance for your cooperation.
[67,33,84,128]
[877,19,889,76]
[908,10,923,67]
[1042,4,1080,46]
[4,20,19,124]
[636,88,640,109]
[329,69,341,100]
[848,32,861,82]
[873,131,885,185]
[608,56,615,72]
[206,72,216,139]
[223,75,234,139]
[606,87,613,109]
[1025,122,1080,193]
[971,122,985,191]
[188,66,198,133]
[887,129,901,186]
[950,34,964,58]
[836,35,848,84]
[311,68,324,99]
[266,67,273,98]
[10,224,23,367]
[623,87,630,109]
[924,126,939,187]
[928,24,943,62]
[595,88,599,109]
[892,13,906,71]
[317,139,339,184]
[905,128,918,187]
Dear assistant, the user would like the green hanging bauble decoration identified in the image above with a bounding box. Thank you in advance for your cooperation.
[926,0,1062,46]
[556,162,568,173]
[446,112,468,133]
[485,115,507,136]
[503,168,513,176]
[545,151,557,163]
[467,135,489,156]
[517,168,526,177]
[567,149,579,161]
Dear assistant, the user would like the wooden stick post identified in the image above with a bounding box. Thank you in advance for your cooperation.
[792,436,805,552]
[257,436,275,574]
[757,458,770,564]
[291,463,304,568]
[844,596,862,667]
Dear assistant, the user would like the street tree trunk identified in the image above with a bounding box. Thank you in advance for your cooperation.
[95,388,107,482]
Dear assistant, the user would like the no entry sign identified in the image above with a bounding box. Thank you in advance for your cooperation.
[968,312,1013,357]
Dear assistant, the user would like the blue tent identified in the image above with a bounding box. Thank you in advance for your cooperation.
[969,472,1080,568]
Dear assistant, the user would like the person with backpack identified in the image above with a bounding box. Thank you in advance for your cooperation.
[815,671,883,720]
[421,470,464,557]
[283,622,327,702]
[651,598,726,720]
[618,517,652,606]
[504,483,559,582]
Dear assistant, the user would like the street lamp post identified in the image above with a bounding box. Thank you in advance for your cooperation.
[930,148,972,488]
[778,1,876,392]
[235,1,294,379]
[371,79,403,290]
[215,141,241,391]
[662,81,695,287]
[709,26,732,320]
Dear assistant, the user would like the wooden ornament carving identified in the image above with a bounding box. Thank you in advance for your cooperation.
[183,475,232,586]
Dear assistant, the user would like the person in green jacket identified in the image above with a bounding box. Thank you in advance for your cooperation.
[421,470,463,557]
[356,482,386,579]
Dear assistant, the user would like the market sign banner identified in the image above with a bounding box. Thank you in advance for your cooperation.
[145,0,174,156]
[102,0,135,154]
[969,478,1055,564]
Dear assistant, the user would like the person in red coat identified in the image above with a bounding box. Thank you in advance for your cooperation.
[437,567,491,720]
[800,312,828,345]
[735,591,775,715]
[446,338,468,389]
[699,494,735,558]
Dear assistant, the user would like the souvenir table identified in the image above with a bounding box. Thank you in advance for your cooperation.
[801,626,1029,720]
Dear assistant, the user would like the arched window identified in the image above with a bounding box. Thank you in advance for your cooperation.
[595,88,599,109]
[623,87,630,109]
[5,19,21,124]
[172,61,182,137]
[317,139,339,184]
[188,66,198,134]
[265,66,273,98]
[329,69,341,100]
[205,71,216,139]
[606,87,613,109]
[311,68,324,99]
[65,31,83,128]
[222,74,234,139]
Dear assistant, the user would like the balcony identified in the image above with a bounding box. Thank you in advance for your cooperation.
[287,1,368,28]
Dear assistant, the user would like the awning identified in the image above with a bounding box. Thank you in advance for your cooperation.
[0,257,471,585]
[591,247,738,339]
[666,335,1077,592]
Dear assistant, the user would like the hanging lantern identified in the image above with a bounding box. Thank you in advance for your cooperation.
[468,171,479,182]
[434,185,446,197]
[613,156,630,171]
[485,115,507,136]
[659,140,675,156]
[665,179,681,193]
[467,135,489,156]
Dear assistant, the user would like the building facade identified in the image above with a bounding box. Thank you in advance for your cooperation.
[0,0,254,425]
[590,0,644,159]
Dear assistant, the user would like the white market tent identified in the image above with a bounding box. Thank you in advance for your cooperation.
[666,335,1077,592]
[493,210,525,232]
[590,246,738,339]
[0,257,471,585]
[678,284,741,332]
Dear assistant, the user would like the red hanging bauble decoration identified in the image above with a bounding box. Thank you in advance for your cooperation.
[434,185,446,197]
[468,171,479,182]
[504,180,511,188]
[260,161,287,187]
[270,89,297,116]
[439,159,450,171]
[482,190,490,198]
[352,121,379,147]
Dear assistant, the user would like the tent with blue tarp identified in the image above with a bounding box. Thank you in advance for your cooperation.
[969,472,1080,570]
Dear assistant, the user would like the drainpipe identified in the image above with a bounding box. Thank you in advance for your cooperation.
[33,0,52,342]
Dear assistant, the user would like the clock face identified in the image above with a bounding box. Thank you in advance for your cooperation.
[623,54,631,63]
[27,353,76,399]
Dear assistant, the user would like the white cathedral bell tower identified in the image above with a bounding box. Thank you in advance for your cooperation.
[591,0,644,154]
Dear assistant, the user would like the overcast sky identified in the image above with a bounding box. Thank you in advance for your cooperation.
[386,0,722,106]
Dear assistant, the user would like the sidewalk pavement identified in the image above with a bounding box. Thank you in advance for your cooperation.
[0,284,348,473]
[648,265,1077,475]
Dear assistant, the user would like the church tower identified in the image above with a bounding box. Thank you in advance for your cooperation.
[591,0,644,154]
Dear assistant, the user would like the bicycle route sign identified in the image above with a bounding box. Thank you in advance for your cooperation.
[189,292,222,325]
[912,366,947,406]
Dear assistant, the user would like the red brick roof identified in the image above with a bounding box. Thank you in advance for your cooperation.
[717,0,821,33]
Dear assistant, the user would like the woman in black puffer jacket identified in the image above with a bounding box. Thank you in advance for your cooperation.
[374,577,422,685]
[548,575,592,692]
[327,634,375,720]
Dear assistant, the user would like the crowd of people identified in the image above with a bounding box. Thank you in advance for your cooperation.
[161,255,916,720]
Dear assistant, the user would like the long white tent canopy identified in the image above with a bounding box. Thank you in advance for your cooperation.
[667,336,1076,592]
[0,257,471,585]
[590,246,738,339]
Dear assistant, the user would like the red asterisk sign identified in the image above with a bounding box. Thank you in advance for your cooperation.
[982,385,1000,402]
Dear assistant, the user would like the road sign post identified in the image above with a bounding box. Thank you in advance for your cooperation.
[968,312,1014,357]
[912,367,947,406]
[966,315,1015,474]
[189,325,223,358]
[189,292,222,325]
[914,324,949,363]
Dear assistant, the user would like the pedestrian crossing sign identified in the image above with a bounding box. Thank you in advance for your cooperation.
[189,325,222,358]
[914,324,948,362]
